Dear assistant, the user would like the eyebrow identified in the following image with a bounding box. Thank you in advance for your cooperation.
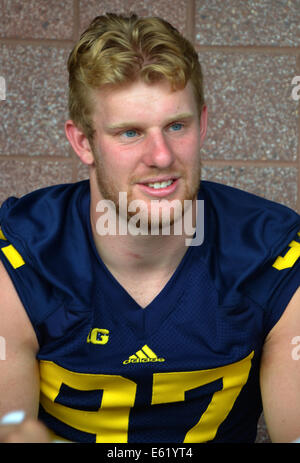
[105,112,195,132]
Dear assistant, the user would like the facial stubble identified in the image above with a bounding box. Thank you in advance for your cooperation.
[93,147,202,233]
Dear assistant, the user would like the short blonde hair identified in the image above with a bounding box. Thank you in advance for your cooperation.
[67,13,205,142]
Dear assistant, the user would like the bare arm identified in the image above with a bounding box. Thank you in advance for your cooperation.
[260,286,300,442]
[0,260,40,419]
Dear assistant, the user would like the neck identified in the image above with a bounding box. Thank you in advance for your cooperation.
[92,221,190,274]
[89,184,197,278]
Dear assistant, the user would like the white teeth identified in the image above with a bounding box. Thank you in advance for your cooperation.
[147,180,173,189]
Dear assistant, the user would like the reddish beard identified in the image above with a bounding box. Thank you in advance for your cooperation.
[93,152,202,231]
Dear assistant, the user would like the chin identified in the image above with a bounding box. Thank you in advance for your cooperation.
[126,199,187,236]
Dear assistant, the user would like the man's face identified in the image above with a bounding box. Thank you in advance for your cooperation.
[90,79,207,230]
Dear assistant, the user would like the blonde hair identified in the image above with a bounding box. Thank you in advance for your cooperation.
[67,13,205,142]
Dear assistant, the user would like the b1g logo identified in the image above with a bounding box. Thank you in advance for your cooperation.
[87,328,109,345]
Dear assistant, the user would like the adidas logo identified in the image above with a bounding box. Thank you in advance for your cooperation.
[123,344,165,364]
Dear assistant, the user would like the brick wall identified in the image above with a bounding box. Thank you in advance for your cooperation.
[1,0,299,443]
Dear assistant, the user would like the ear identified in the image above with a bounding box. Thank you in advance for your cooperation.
[199,105,208,147]
[65,120,94,166]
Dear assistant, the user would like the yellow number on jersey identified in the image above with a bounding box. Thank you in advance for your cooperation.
[152,351,253,442]
[39,351,253,443]
[40,361,137,443]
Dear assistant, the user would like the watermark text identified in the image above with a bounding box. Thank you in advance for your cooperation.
[0,76,6,100]
[95,194,204,246]
[0,336,6,360]
[291,336,300,360]
[291,76,300,101]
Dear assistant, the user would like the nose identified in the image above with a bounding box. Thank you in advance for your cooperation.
[143,130,174,169]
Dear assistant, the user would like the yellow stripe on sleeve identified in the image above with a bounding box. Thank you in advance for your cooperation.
[1,244,25,269]
[0,228,7,240]
[272,230,300,271]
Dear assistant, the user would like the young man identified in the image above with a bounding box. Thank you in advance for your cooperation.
[0,13,299,443]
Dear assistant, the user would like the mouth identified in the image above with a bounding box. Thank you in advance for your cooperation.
[144,179,174,189]
[136,177,180,197]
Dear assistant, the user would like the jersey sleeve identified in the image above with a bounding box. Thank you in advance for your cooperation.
[0,185,93,350]
[244,229,300,337]
[0,226,64,346]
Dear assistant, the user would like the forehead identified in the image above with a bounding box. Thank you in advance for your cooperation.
[92,79,198,127]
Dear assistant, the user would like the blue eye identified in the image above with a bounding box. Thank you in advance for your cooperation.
[170,123,183,131]
[123,129,138,138]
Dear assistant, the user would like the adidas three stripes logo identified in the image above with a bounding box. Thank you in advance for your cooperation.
[123,345,165,364]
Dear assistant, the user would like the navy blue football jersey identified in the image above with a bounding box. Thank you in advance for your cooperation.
[0,180,299,443]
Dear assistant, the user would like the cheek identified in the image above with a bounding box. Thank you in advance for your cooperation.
[175,133,200,163]
[96,141,120,169]
[97,142,139,184]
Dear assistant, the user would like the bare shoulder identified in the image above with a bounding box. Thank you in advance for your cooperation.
[263,286,300,346]
[260,286,300,442]
[0,260,39,418]
[0,260,38,350]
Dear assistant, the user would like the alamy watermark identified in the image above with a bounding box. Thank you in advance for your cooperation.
[291,336,300,360]
[0,76,6,100]
[0,336,6,360]
[291,76,300,101]
[95,193,205,246]
[1,74,299,102]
